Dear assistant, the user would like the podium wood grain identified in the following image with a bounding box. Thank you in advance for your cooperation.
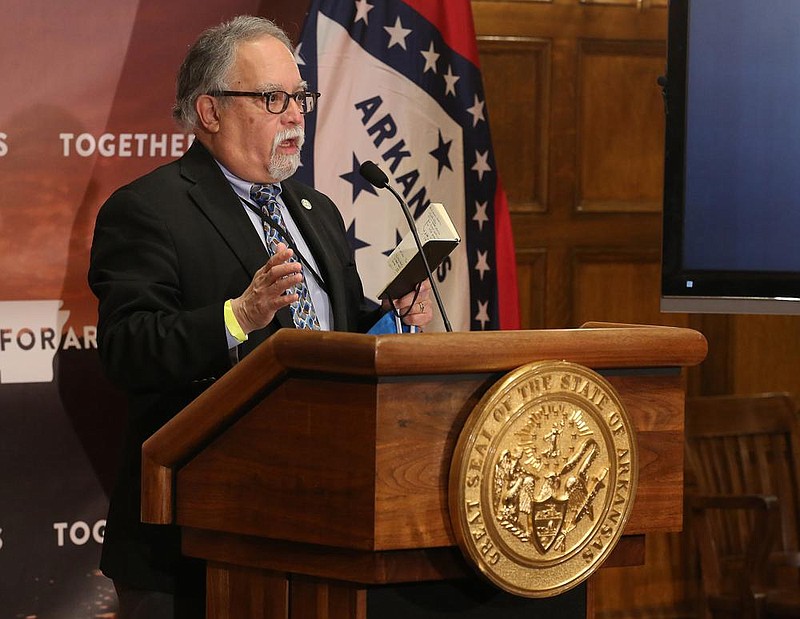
[141,324,706,619]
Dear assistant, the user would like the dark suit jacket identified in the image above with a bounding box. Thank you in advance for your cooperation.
[89,140,379,593]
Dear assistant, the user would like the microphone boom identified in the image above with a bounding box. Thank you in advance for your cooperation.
[359,160,453,332]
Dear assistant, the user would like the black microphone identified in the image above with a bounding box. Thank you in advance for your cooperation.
[359,160,389,188]
[359,160,453,332]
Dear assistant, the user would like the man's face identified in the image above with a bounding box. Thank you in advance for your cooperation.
[209,36,306,183]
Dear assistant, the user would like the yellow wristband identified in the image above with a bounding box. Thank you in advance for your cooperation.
[224,299,248,343]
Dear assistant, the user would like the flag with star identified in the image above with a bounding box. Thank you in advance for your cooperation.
[295,0,520,331]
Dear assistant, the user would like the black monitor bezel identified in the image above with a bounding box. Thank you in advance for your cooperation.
[660,0,800,314]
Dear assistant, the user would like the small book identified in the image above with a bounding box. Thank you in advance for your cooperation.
[377,202,461,300]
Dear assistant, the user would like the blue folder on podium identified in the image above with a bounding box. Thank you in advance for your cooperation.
[367,310,416,335]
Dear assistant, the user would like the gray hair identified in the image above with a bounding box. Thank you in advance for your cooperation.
[172,15,294,129]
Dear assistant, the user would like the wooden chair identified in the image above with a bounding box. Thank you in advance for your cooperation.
[685,393,800,619]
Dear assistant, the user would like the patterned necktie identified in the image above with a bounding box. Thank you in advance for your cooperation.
[250,183,320,330]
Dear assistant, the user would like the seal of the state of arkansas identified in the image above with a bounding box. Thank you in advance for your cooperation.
[449,360,639,597]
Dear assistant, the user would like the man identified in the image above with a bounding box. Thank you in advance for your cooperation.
[89,15,433,619]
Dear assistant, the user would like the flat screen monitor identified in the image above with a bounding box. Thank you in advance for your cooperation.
[661,0,800,314]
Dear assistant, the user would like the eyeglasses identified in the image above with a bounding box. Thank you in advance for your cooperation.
[208,90,320,114]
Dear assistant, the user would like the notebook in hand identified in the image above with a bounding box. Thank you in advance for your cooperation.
[377,202,461,300]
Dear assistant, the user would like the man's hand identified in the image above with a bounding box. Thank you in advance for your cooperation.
[384,279,434,328]
[230,243,302,333]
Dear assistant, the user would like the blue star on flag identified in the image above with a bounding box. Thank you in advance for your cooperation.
[346,218,371,253]
[429,130,453,178]
[339,153,379,203]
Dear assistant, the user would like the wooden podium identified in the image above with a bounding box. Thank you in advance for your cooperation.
[141,323,707,619]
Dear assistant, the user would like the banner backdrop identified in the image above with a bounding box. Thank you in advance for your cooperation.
[0,2,305,616]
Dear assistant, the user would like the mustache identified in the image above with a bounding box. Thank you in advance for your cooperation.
[273,127,305,151]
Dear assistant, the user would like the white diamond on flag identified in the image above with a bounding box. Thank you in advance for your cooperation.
[296,0,518,331]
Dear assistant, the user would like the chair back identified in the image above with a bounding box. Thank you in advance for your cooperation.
[685,392,800,617]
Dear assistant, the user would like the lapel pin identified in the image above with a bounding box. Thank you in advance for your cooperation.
[301,198,312,210]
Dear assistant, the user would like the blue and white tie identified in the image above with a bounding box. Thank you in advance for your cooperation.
[250,183,320,330]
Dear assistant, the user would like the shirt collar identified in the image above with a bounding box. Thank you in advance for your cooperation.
[214,160,282,204]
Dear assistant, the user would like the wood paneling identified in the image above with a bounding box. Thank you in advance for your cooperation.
[515,249,547,329]
[473,0,667,330]
[478,36,550,212]
[572,251,687,328]
[730,315,800,404]
[582,0,667,8]
[478,0,668,6]
[576,39,666,213]
[590,531,698,618]
[687,314,800,407]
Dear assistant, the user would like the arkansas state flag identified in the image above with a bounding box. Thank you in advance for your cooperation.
[295,0,520,331]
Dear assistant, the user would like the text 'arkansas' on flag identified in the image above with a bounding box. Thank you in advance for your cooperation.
[295,0,520,331]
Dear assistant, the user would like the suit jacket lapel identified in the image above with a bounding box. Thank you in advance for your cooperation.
[180,142,265,277]
[280,180,349,329]
[179,142,295,329]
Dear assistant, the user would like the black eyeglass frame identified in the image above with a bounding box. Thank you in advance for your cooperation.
[207,90,321,114]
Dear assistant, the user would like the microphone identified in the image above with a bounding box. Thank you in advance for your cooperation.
[359,160,453,332]
[359,160,389,188]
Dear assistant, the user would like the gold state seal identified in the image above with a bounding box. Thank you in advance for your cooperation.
[449,360,638,597]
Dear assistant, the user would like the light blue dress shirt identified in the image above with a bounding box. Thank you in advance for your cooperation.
[216,163,333,347]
